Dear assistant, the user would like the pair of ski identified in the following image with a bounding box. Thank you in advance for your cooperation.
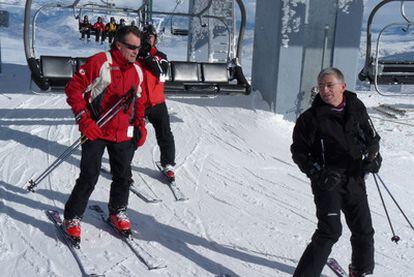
[46,206,166,276]
[129,161,188,203]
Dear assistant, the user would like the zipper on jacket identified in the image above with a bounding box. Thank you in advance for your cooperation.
[321,139,326,168]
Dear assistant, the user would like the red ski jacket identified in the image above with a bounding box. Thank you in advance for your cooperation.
[139,47,168,107]
[65,48,146,142]
[92,22,105,32]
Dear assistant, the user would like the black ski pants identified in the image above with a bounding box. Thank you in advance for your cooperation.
[293,184,375,277]
[95,30,103,42]
[64,139,134,220]
[81,29,90,39]
[146,102,175,166]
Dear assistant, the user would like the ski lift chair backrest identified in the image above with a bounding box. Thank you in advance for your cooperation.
[201,63,228,83]
[367,60,414,85]
[170,61,201,82]
[41,56,74,79]
[165,61,249,95]
[166,61,215,95]
[40,56,74,89]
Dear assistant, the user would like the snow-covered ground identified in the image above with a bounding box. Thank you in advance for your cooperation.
[0,1,414,277]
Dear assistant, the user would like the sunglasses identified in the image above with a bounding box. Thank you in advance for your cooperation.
[121,41,141,50]
[317,82,342,90]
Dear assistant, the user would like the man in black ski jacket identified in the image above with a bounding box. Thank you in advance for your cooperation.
[291,67,382,277]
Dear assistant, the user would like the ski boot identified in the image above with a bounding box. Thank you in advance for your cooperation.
[349,264,372,277]
[109,209,131,237]
[162,164,175,182]
[63,217,81,244]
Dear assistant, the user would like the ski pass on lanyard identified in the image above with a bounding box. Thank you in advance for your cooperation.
[127,125,134,138]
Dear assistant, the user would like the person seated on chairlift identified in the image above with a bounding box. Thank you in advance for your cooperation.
[92,16,105,44]
[119,18,127,28]
[104,17,118,44]
[79,15,91,41]
[130,20,136,27]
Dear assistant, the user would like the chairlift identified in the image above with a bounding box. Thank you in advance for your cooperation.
[166,0,189,36]
[24,0,250,96]
[23,0,144,92]
[170,18,189,36]
[359,0,414,96]
[144,0,251,96]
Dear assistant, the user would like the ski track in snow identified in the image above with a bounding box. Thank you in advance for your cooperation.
[1,24,414,276]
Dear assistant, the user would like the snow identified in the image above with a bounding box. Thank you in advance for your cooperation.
[0,1,414,277]
[281,0,306,48]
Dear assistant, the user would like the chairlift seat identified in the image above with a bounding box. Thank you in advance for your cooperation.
[164,61,250,96]
[34,57,250,95]
[171,61,201,82]
[364,60,414,85]
[201,63,229,83]
[40,56,75,89]
[34,56,90,91]
[171,29,189,36]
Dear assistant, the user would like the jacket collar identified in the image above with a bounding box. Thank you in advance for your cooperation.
[110,48,131,70]
[312,90,358,111]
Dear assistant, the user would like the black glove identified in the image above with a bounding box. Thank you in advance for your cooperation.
[316,169,346,191]
[138,41,151,58]
[307,162,322,183]
[362,153,382,174]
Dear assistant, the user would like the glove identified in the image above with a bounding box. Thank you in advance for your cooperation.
[362,153,382,174]
[138,41,151,58]
[307,162,322,183]
[317,169,346,191]
[133,118,147,148]
[78,113,102,141]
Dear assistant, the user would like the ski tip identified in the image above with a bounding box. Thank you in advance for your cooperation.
[120,229,132,238]
[147,198,163,204]
[175,197,189,202]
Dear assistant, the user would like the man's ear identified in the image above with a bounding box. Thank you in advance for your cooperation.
[115,41,121,50]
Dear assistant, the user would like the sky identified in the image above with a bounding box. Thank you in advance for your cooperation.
[0,1,414,276]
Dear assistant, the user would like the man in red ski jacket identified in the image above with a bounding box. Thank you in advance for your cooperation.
[63,26,147,240]
[135,24,176,181]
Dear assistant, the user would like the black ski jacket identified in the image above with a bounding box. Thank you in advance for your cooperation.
[291,90,380,192]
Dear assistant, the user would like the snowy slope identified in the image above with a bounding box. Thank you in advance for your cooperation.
[1,78,414,277]
[1,1,414,277]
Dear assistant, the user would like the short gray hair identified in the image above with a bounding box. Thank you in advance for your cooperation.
[317,67,345,83]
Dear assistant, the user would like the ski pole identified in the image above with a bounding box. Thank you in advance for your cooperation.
[375,173,414,232]
[372,173,400,243]
[27,88,135,192]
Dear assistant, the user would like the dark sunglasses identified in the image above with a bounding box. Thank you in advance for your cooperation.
[121,41,141,50]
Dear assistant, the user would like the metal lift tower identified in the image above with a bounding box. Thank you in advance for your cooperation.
[252,0,364,121]
[187,0,235,62]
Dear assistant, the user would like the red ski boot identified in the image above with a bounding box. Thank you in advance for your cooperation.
[63,217,81,242]
[109,209,131,236]
[163,164,175,182]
